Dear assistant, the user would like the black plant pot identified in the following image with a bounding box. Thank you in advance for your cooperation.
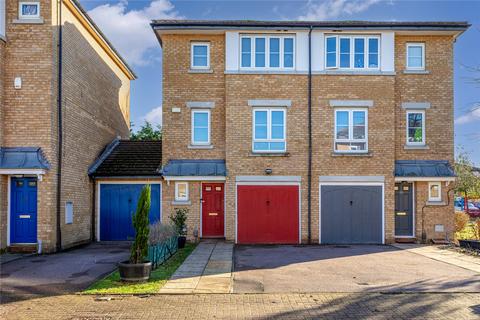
[178,236,186,249]
[118,261,152,282]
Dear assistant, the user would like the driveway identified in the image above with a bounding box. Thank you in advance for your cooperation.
[233,245,480,293]
[0,242,129,302]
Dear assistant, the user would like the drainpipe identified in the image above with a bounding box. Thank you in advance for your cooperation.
[55,0,63,252]
[307,26,313,244]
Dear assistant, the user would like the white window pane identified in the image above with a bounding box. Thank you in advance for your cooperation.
[22,4,38,16]
[408,56,423,68]
[270,142,285,151]
[271,126,284,139]
[193,56,207,67]
[271,111,283,125]
[255,125,267,139]
[408,128,423,142]
[241,38,251,67]
[326,37,337,68]
[284,38,294,68]
[353,126,365,139]
[194,128,208,142]
[430,184,440,198]
[368,38,378,54]
[335,142,366,151]
[408,46,423,57]
[194,112,208,126]
[255,38,265,67]
[193,45,207,56]
[336,126,349,139]
[336,111,349,126]
[408,113,422,127]
[255,111,267,124]
[270,38,280,68]
[340,38,350,68]
[354,38,365,68]
[254,142,269,151]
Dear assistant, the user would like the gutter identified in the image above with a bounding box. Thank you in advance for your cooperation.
[307,26,312,244]
[56,0,63,252]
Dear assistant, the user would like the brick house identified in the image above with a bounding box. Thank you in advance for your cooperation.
[0,0,135,253]
[149,20,468,245]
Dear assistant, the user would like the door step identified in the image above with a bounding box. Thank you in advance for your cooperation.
[395,237,416,244]
[8,244,37,253]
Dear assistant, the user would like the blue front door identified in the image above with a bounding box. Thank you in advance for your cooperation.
[100,184,161,241]
[10,177,38,244]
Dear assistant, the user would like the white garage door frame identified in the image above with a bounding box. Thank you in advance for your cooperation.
[235,176,302,244]
[319,176,385,245]
[96,180,162,241]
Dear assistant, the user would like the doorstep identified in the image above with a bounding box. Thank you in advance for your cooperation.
[395,237,416,244]
[159,240,233,294]
[7,244,37,254]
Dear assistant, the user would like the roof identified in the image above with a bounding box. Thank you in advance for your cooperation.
[89,139,162,177]
[395,160,455,178]
[161,159,226,177]
[0,147,51,170]
[67,0,136,80]
[151,19,470,31]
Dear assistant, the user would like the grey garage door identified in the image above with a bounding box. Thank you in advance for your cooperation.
[321,185,383,244]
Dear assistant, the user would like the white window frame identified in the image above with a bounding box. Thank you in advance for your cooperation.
[406,42,425,70]
[333,108,368,153]
[428,182,442,202]
[190,42,210,70]
[19,1,40,19]
[252,108,287,153]
[324,35,380,71]
[175,182,189,202]
[406,110,426,146]
[65,201,73,224]
[240,34,295,70]
[191,109,211,145]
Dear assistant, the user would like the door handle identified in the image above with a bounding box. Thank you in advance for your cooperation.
[19,214,31,219]
[208,212,218,216]
[396,212,407,216]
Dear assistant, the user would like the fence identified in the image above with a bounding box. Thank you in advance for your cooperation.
[147,236,179,269]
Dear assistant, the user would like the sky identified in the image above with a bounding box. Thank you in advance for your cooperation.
[78,0,480,165]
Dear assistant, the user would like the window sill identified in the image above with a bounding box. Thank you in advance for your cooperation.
[13,18,44,24]
[319,70,396,76]
[189,69,213,74]
[331,152,372,157]
[426,201,446,206]
[172,200,191,206]
[249,152,290,157]
[404,144,429,150]
[403,70,430,75]
[188,144,213,149]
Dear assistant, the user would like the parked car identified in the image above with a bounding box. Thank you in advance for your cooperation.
[466,202,480,218]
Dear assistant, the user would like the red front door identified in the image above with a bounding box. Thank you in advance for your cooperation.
[202,183,225,237]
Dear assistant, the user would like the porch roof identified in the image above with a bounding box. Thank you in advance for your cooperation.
[0,147,51,170]
[161,159,226,177]
[395,160,455,178]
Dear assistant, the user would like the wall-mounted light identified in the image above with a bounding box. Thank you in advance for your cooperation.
[14,77,22,89]
[265,168,272,175]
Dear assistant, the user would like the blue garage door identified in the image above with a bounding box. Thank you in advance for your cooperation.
[100,184,161,241]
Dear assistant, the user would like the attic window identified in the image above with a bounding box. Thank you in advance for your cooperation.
[19,2,40,19]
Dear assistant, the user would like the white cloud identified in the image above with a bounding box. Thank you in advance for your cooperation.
[141,106,163,127]
[298,0,381,20]
[87,0,183,66]
[455,106,480,124]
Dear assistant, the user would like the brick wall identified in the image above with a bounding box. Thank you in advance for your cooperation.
[0,39,5,249]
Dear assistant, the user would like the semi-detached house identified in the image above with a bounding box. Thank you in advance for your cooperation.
[145,20,468,245]
[91,20,468,246]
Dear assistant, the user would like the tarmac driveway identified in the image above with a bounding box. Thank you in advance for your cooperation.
[233,245,480,293]
[0,242,129,302]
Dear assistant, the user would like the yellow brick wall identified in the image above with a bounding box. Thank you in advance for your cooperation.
[0,39,5,249]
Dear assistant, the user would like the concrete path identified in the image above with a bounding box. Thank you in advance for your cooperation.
[392,244,480,273]
[0,242,130,302]
[160,240,233,294]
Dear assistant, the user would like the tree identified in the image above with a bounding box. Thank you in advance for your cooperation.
[455,151,480,208]
[130,121,162,141]
[130,185,151,264]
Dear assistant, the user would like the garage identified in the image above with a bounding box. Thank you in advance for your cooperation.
[237,182,299,244]
[320,182,383,244]
[99,183,161,241]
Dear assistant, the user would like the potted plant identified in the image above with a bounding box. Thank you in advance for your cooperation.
[119,185,152,282]
[170,208,188,248]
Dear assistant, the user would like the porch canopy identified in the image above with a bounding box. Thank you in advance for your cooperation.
[394,160,455,182]
[161,159,226,181]
[0,147,50,176]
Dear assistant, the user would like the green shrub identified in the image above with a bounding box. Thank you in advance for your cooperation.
[170,208,188,237]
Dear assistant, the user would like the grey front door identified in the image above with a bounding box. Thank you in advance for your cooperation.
[395,183,414,236]
[321,185,383,244]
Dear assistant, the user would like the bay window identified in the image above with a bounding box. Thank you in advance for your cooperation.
[253,109,286,152]
[240,35,295,70]
[334,109,368,152]
[325,35,380,70]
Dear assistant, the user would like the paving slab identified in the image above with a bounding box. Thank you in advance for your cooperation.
[159,240,233,294]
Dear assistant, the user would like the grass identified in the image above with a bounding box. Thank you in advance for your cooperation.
[84,243,197,295]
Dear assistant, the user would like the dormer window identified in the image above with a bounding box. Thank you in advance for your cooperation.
[325,35,380,70]
[240,35,295,70]
[19,2,40,19]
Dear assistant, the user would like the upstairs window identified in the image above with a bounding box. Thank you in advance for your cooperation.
[19,2,40,19]
[325,35,379,70]
[334,109,368,152]
[191,42,210,69]
[191,110,210,145]
[406,110,425,145]
[253,109,286,152]
[241,35,295,70]
[406,43,425,70]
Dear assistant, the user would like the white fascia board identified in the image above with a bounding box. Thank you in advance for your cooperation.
[236,176,302,182]
[164,176,226,181]
[395,177,456,182]
[381,32,395,72]
[225,31,239,71]
[319,176,385,183]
